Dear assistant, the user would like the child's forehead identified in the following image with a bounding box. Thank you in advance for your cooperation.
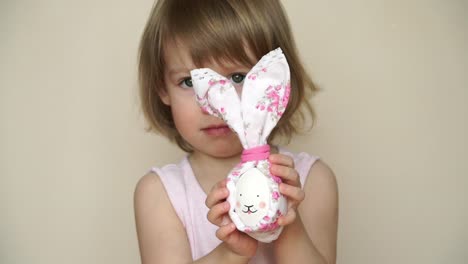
[163,39,196,68]
[163,38,257,71]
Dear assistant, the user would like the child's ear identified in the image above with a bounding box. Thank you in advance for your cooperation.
[159,89,171,105]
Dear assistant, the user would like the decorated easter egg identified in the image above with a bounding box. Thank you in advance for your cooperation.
[235,168,271,227]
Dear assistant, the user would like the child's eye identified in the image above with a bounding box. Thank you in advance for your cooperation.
[179,77,193,88]
[230,73,246,84]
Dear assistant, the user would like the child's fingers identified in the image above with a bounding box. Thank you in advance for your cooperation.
[211,178,228,192]
[215,223,237,241]
[278,208,297,226]
[205,184,229,208]
[269,154,295,168]
[207,201,230,226]
[279,183,305,203]
[270,165,300,187]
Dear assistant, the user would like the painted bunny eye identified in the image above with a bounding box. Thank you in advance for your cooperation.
[257,195,259,197]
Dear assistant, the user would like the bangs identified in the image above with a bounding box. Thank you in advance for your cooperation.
[160,0,275,67]
[139,0,318,151]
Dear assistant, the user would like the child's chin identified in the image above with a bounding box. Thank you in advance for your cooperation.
[208,142,243,158]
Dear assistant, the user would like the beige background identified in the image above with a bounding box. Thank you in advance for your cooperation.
[1,0,467,263]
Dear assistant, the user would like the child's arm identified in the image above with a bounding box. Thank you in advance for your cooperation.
[134,173,253,264]
[134,173,192,263]
[269,155,339,264]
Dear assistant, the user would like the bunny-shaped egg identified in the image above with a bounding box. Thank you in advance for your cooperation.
[191,48,290,242]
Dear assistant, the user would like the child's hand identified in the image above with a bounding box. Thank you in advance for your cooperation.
[269,154,305,226]
[205,179,258,258]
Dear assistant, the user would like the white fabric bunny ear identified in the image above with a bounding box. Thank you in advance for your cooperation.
[191,48,290,243]
[191,48,290,149]
[240,48,291,147]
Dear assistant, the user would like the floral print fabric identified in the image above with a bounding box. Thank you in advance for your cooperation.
[190,48,290,242]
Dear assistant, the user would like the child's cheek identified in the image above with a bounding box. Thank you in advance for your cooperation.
[259,201,266,209]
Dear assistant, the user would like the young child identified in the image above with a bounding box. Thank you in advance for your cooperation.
[134,1,338,263]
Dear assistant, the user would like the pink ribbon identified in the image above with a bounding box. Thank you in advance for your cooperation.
[241,145,270,163]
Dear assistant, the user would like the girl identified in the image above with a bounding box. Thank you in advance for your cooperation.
[134,1,338,263]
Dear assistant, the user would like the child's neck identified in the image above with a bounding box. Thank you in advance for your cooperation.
[188,151,241,194]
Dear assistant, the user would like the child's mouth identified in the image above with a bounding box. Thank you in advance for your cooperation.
[202,125,231,136]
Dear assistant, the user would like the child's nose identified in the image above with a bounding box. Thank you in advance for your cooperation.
[234,84,243,97]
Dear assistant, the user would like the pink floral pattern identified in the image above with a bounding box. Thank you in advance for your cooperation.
[231,169,241,177]
[259,220,279,232]
[190,48,290,243]
[272,175,282,184]
[217,107,227,121]
[255,82,290,121]
[272,191,280,201]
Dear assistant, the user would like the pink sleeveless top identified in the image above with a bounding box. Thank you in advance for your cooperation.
[150,149,319,263]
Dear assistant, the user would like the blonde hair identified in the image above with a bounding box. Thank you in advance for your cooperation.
[138,0,319,152]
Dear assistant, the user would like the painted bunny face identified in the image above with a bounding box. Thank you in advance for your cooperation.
[235,168,270,226]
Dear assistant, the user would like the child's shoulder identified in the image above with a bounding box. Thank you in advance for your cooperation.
[278,147,321,183]
[290,148,336,192]
[144,157,190,184]
[150,157,188,174]
[134,157,188,203]
[299,153,338,220]
[307,158,337,189]
[278,147,337,196]
[134,168,171,209]
[135,157,192,220]
[134,171,163,203]
[133,157,190,228]
[278,147,319,160]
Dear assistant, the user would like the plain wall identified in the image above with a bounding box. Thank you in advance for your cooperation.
[1,0,467,263]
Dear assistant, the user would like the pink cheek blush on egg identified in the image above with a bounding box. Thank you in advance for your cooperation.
[259,201,266,209]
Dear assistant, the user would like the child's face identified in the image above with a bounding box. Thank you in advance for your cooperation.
[161,39,254,157]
